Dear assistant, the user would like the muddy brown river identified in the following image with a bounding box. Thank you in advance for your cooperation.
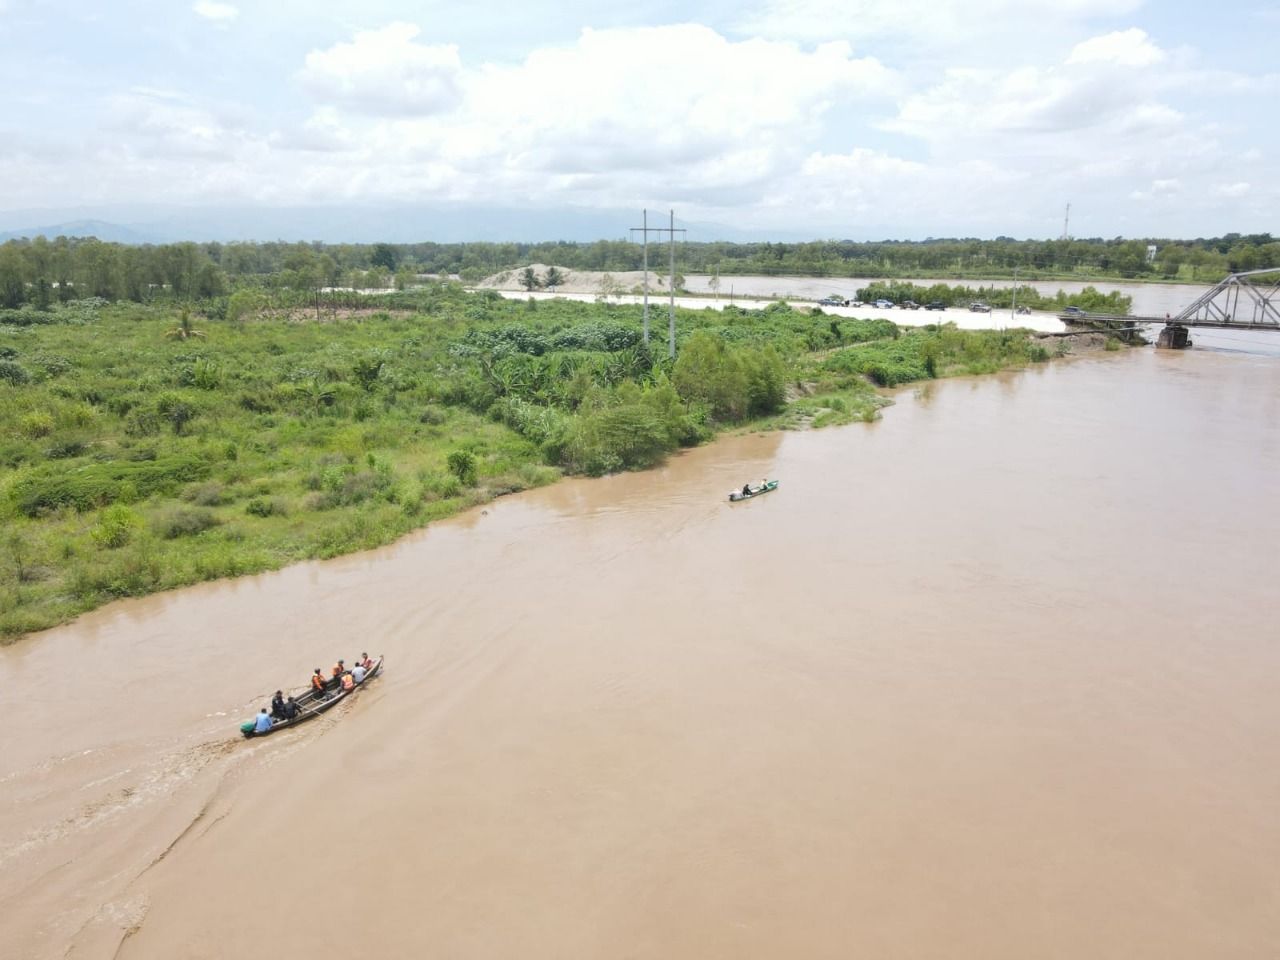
[3,345,1279,959]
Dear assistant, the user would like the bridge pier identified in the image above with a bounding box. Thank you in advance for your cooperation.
[1156,323,1192,349]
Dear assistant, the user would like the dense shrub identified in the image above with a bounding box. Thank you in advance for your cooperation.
[0,359,31,384]
[672,331,749,421]
[419,404,448,425]
[245,496,288,518]
[91,505,141,548]
[19,411,55,438]
[154,507,221,539]
[447,450,478,485]
[12,454,211,515]
[237,390,275,413]
[46,438,88,459]
[184,481,229,506]
[0,308,57,326]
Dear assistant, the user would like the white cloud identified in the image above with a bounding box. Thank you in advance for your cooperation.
[299,22,464,116]
[1067,28,1164,67]
[1213,182,1250,198]
[105,90,258,161]
[287,22,897,209]
[3,8,1275,238]
[738,0,1143,44]
[192,2,238,23]
[885,30,1179,144]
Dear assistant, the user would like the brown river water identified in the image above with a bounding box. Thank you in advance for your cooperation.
[3,344,1279,959]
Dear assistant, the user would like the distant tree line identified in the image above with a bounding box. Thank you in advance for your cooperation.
[2,232,1277,309]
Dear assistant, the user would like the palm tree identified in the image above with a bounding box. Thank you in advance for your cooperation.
[166,308,204,340]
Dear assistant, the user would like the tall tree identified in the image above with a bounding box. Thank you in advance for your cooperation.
[370,243,399,271]
[0,246,26,307]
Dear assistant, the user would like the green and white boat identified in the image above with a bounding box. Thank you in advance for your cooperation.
[728,479,778,502]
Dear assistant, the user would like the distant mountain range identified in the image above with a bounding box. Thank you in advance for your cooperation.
[0,205,818,245]
[0,219,163,244]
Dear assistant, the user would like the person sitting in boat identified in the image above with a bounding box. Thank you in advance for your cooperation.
[351,661,367,684]
[359,652,373,670]
[311,668,328,699]
[741,483,752,498]
[331,660,346,685]
[340,670,356,692]
[283,696,300,720]
[253,708,273,734]
[271,690,287,720]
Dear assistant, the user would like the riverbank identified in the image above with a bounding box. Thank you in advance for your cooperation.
[0,290,1117,639]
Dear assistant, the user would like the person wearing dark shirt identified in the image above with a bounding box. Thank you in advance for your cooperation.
[283,696,300,720]
[271,690,286,720]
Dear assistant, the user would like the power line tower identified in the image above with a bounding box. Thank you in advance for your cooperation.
[1061,203,1071,241]
[629,208,686,358]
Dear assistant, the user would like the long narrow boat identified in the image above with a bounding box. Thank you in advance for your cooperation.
[240,656,384,738]
[728,479,778,502]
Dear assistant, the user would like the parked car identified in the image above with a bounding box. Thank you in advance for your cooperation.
[899,300,921,310]
[924,301,946,311]
[968,302,992,313]
[848,299,865,307]
[1015,305,1031,315]
[874,298,894,309]
[817,296,846,307]
[1061,305,1087,317]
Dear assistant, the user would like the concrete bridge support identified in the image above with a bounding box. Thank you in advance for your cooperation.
[1156,323,1192,349]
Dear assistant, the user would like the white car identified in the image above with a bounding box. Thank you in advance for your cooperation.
[874,298,894,309]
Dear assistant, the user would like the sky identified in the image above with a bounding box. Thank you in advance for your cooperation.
[0,0,1276,241]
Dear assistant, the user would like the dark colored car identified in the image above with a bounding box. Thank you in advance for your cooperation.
[899,300,921,310]
[969,302,992,313]
[1061,306,1087,317]
[924,301,946,311]
[817,296,846,307]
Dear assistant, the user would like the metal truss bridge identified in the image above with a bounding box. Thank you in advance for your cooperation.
[1059,268,1279,347]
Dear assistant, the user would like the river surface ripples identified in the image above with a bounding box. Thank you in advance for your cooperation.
[3,340,1278,959]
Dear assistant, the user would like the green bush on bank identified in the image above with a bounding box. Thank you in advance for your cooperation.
[855,281,1133,315]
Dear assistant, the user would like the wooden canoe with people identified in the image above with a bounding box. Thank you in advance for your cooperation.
[240,656,384,738]
[728,479,779,502]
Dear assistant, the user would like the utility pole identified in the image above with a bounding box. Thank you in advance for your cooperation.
[635,210,649,343]
[1010,265,1018,329]
[629,208,685,357]
[668,209,679,359]
[1062,203,1071,241]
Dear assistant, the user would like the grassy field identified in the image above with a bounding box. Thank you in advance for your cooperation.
[1,287,1069,639]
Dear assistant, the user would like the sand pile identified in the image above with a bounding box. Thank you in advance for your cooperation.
[477,265,679,296]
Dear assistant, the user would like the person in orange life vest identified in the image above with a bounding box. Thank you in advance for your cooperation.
[340,670,356,692]
[331,660,345,685]
[311,668,328,698]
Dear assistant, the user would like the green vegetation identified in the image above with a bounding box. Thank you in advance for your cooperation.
[854,281,1134,315]
[0,234,1278,312]
[2,288,1061,640]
